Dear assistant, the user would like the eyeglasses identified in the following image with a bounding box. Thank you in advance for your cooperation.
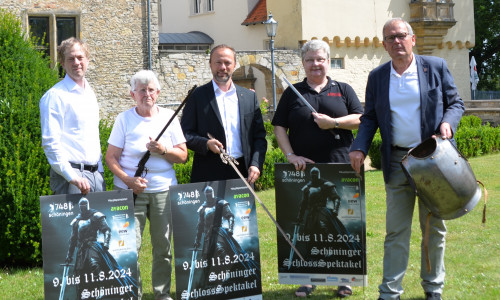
[384,32,410,43]
[304,57,327,64]
[135,88,157,95]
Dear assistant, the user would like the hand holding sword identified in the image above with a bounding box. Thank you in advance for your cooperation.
[208,133,305,262]
[282,77,340,139]
[206,134,260,184]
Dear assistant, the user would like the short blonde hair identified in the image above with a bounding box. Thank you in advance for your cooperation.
[57,37,89,65]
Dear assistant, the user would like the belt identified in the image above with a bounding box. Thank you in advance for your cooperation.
[391,145,412,152]
[70,162,99,172]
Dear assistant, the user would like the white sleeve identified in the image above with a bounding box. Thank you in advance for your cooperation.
[40,90,77,182]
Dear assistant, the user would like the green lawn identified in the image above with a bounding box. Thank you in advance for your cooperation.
[1,153,499,299]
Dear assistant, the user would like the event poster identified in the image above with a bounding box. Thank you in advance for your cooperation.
[274,163,367,286]
[170,179,262,300]
[40,190,139,300]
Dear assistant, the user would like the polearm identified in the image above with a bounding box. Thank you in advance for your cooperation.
[207,133,305,261]
[59,263,73,300]
[133,85,197,199]
[282,77,340,139]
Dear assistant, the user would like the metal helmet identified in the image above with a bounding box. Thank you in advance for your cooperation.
[401,137,481,220]
[204,185,216,206]
[310,167,320,182]
[79,197,90,213]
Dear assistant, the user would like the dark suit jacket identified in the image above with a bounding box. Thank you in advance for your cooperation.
[350,55,465,183]
[180,81,267,182]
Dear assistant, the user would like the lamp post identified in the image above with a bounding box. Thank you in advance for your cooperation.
[264,12,278,114]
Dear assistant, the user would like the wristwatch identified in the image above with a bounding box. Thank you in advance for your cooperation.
[334,119,340,128]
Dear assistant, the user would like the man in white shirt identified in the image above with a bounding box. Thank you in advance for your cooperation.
[40,37,105,195]
[180,44,267,184]
[349,18,464,300]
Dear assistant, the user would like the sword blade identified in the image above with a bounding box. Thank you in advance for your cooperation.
[282,77,340,139]
[186,248,199,300]
[283,77,317,113]
[59,264,70,300]
[207,132,305,261]
[225,156,305,261]
[287,224,301,269]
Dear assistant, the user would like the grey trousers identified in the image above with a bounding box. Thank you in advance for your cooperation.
[378,148,446,299]
[49,167,106,194]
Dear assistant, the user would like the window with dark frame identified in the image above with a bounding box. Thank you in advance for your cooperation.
[28,17,50,58]
[207,0,214,12]
[28,15,76,74]
[194,0,201,14]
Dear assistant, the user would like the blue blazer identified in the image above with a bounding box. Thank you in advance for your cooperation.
[350,55,465,183]
[180,81,267,183]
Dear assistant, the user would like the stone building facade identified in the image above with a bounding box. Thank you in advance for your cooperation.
[1,0,160,119]
[157,50,303,115]
[2,0,479,121]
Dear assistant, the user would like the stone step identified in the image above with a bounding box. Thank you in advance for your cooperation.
[464,100,500,109]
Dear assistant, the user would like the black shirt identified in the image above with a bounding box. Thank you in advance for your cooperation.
[272,77,363,163]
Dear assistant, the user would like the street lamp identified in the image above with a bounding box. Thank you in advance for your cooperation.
[264,12,278,114]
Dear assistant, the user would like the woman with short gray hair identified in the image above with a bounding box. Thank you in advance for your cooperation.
[106,70,187,300]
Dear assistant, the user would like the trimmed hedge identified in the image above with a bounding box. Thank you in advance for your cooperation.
[0,9,60,266]
[365,115,500,170]
[455,115,500,158]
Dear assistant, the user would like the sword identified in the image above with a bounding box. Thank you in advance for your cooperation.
[59,263,73,300]
[207,133,305,261]
[287,222,301,269]
[185,245,201,300]
[282,77,340,139]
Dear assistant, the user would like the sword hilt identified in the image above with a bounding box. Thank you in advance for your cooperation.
[207,132,239,166]
[220,151,239,165]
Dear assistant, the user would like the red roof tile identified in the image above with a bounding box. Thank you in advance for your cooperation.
[241,0,268,26]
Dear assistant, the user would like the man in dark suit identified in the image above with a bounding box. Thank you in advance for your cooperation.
[349,18,464,300]
[181,44,267,183]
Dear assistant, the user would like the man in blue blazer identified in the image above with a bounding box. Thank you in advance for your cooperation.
[181,44,267,184]
[349,18,464,300]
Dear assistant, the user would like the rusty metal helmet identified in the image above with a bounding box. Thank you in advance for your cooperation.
[401,136,481,220]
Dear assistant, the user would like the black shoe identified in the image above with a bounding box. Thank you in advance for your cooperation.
[425,292,441,300]
[377,297,400,300]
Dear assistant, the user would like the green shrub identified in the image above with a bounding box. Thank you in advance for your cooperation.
[455,121,500,158]
[99,119,115,191]
[458,115,483,129]
[255,147,287,191]
[0,9,59,266]
[363,115,500,170]
[367,130,382,169]
[173,150,194,185]
[455,127,483,157]
[264,120,278,148]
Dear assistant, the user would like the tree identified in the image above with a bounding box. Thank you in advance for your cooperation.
[0,8,59,266]
[470,0,500,90]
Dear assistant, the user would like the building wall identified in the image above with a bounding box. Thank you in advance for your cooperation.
[3,1,475,120]
[1,0,160,118]
[160,0,269,51]
[267,0,475,100]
